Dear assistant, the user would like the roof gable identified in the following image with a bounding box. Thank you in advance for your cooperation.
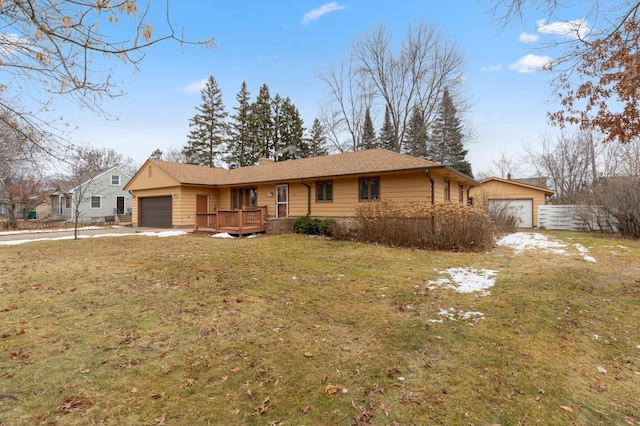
[480,177,554,196]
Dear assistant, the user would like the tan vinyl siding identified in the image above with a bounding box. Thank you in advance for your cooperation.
[471,180,549,226]
[125,164,178,190]
[176,187,220,227]
[378,172,431,204]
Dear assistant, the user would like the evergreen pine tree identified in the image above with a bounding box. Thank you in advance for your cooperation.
[226,81,254,168]
[427,88,473,176]
[404,104,428,157]
[183,75,228,167]
[277,97,307,160]
[251,84,274,160]
[183,76,228,167]
[378,106,395,151]
[307,118,328,157]
[362,107,377,150]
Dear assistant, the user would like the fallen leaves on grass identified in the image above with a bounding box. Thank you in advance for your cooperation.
[255,396,270,415]
[180,378,196,388]
[57,396,93,413]
[324,384,348,394]
[560,405,574,413]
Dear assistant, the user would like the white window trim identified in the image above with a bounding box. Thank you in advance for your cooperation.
[90,195,102,209]
[111,174,121,186]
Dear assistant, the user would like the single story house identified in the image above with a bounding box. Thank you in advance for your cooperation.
[124,149,480,233]
[469,176,555,228]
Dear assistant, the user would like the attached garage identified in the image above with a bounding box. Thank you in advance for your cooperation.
[488,199,533,228]
[139,196,172,228]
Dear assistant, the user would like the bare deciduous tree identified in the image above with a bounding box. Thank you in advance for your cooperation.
[317,22,467,155]
[1,0,215,157]
[487,0,640,143]
[524,130,599,203]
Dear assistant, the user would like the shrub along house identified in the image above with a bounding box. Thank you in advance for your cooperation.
[124,149,479,234]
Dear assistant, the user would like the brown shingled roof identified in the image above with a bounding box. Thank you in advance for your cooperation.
[216,149,443,185]
[145,149,478,187]
[150,159,228,185]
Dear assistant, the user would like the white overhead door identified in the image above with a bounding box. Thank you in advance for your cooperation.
[489,199,533,228]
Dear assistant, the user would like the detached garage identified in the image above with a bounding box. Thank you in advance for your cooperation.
[470,177,554,228]
[139,196,172,228]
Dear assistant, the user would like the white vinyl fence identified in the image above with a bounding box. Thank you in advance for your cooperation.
[537,205,617,232]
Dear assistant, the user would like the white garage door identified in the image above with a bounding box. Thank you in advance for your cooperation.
[488,199,533,228]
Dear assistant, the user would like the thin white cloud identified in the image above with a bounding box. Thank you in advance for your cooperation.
[519,32,539,43]
[179,78,208,94]
[509,54,553,73]
[537,18,590,39]
[0,32,31,57]
[301,2,346,25]
[481,64,502,72]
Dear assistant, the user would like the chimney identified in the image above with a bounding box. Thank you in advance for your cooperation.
[507,172,512,180]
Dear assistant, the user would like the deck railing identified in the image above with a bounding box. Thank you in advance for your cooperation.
[195,206,268,235]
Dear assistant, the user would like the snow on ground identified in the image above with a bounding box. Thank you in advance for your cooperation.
[427,267,497,296]
[497,232,596,263]
[0,229,187,245]
[425,232,598,324]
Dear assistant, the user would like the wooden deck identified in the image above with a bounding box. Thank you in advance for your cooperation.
[194,206,267,235]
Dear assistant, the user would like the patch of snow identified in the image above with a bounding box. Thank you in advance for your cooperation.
[574,243,596,263]
[0,230,187,245]
[498,232,597,262]
[137,231,188,238]
[427,267,497,296]
[211,232,234,239]
[435,307,484,323]
[497,232,567,255]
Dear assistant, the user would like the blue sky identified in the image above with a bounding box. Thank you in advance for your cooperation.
[56,1,587,176]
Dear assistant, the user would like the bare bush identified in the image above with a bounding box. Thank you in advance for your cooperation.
[333,201,496,252]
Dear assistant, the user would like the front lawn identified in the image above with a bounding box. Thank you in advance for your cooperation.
[0,231,639,425]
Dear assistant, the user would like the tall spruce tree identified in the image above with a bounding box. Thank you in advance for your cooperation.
[427,88,473,176]
[276,97,307,160]
[378,106,395,151]
[307,118,328,157]
[362,107,377,150]
[251,84,274,160]
[183,75,228,167]
[226,81,254,168]
[404,104,428,157]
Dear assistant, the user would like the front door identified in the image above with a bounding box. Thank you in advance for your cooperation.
[276,184,288,218]
[196,195,209,228]
[116,196,125,215]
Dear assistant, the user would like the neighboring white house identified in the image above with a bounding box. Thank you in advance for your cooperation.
[70,167,133,222]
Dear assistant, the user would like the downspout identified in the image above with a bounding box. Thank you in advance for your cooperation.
[300,180,311,216]
[425,170,435,205]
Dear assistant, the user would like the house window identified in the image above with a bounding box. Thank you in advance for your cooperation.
[111,174,121,186]
[65,196,71,208]
[91,196,101,209]
[444,179,451,202]
[359,177,380,201]
[232,187,257,209]
[458,183,464,203]
[316,180,333,202]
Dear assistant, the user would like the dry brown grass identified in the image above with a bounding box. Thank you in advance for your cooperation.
[1,231,639,425]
